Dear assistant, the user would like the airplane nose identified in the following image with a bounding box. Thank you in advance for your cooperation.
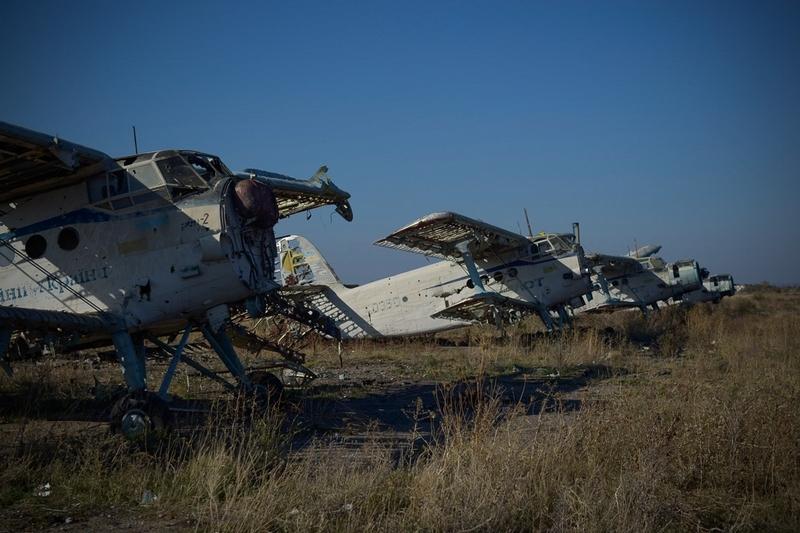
[232,178,279,228]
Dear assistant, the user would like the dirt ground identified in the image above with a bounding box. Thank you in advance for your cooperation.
[2,289,798,531]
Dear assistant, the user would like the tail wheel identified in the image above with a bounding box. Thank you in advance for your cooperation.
[110,391,173,441]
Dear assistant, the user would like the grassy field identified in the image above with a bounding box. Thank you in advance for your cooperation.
[1,286,798,531]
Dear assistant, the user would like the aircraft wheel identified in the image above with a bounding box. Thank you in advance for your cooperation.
[111,391,173,441]
[247,370,284,405]
[234,371,284,417]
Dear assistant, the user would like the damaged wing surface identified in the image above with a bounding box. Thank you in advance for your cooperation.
[431,292,541,323]
[0,121,113,204]
[239,166,353,221]
[374,211,529,261]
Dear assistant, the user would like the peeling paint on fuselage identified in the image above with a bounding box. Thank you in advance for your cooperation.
[0,169,255,334]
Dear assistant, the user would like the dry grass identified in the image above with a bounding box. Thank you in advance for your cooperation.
[1,287,799,531]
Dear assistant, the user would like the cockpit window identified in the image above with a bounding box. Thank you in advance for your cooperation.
[157,156,207,189]
[87,163,169,211]
[530,234,576,256]
[108,170,129,196]
[129,164,163,190]
[183,153,229,184]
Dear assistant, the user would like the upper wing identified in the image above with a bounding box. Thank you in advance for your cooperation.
[374,212,529,261]
[0,121,113,204]
[238,166,353,221]
[585,252,645,278]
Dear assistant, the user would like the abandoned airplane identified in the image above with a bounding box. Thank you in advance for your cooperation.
[578,246,705,313]
[677,273,736,305]
[276,212,592,338]
[0,120,353,438]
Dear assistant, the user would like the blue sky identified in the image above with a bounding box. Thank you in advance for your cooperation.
[2,1,798,284]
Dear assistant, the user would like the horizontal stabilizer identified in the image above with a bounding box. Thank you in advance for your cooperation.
[280,284,328,296]
[627,244,661,258]
[375,212,529,261]
[0,306,120,332]
[431,292,540,323]
[239,166,353,221]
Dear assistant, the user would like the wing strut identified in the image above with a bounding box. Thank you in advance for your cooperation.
[455,241,486,293]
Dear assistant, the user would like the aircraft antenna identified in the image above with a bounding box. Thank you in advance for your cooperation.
[633,238,638,258]
[132,126,139,154]
[523,208,533,237]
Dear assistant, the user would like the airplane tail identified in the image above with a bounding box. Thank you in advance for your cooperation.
[627,244,662,258]
[276,235,343,287]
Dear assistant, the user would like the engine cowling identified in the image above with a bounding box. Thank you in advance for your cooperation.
[232,178,279,228]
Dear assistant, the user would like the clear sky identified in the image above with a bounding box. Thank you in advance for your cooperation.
[2,1,798,285]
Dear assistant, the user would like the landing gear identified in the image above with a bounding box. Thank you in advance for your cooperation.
[110,391,173,441]
[237,370,284,415]
[247,370,284,402]
[108,301,328,440]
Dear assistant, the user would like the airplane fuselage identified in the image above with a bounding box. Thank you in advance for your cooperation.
[279,235,590,338]
[581,258,702,312]
[0,150,276,335]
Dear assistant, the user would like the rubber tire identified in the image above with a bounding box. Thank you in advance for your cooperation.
[110,391,173,442]
[247,370,284,404]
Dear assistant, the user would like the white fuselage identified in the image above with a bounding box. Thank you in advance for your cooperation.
[279,235,590,338]
[676,275,736,305]
[0,151,275,335]
[580,258,702,312]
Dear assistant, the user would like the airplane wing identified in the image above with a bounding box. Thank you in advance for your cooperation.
[238,166,353,221]
[0,305,120,332]
[374,212,529,261]
[585,252,645,279]
[431,292,540,323]
[0,305,121,372]
[279,284,328,297]
[0,121,113,204]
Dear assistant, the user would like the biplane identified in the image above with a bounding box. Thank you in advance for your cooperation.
[579,245,704,313]
[0,121,352,438]
[276,212,592,338]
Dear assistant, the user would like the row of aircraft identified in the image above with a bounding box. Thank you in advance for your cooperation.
[0,121,734,439]
[274,220,735,339]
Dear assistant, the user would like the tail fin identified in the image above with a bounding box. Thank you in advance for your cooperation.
[276,235,343,287]
[627,244,662,258]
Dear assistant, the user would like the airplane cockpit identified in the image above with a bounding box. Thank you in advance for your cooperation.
[528,233,578,258]
[638,256,667,271]
[87,150,233,210]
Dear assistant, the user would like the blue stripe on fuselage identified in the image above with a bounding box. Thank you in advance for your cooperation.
[420,255,565,291]
[0,205,175,242]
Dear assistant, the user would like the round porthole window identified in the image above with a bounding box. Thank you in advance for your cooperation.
[58,227,80,250]
[25,234,47,259]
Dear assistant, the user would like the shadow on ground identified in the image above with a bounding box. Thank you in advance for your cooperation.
[0,364,622,457]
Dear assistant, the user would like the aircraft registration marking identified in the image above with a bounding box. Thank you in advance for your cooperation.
[368,296,402,314]
[0,266,111,302]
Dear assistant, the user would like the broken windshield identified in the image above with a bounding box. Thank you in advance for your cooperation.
[183,152,231,185]
[156,155,209,200]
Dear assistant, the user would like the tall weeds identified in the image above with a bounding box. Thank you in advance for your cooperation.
[1,288,798,531]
